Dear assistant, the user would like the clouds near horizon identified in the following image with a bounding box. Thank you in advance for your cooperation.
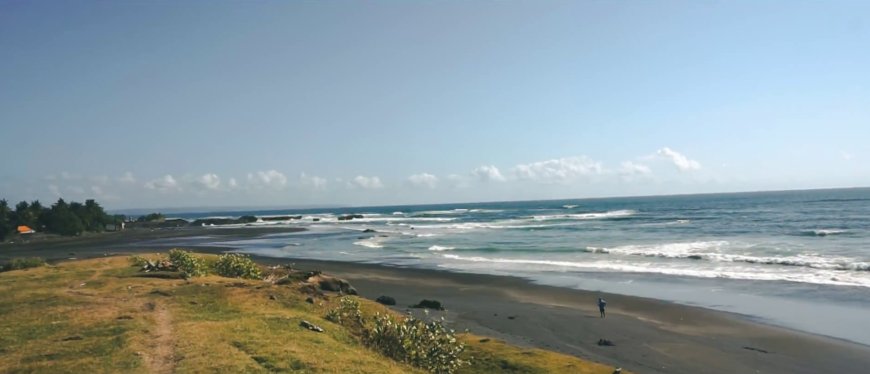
[3,147,724,208]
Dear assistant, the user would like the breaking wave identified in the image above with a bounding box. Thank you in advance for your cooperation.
[441,254,870,287]
[797,229,849,237]
[531,210,636,221]
[581,241,870,272]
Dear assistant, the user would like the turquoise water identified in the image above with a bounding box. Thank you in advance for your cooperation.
[158,188,870,344]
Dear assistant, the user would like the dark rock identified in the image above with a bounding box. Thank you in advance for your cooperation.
[337,214,365,221]
[300,320,324,332]
[269,295,278,300]
[411,299,445,310]
[117,315,133,320]
[743,346,769,354]
[362,229,377,233]
[298,284,320,295]
[507,315,517,320]
[479,338,491,343]
[261,215,302,222]
[315,275,358,295]
[61,335,83,341]
[597,338,616,346]
[376,296,396,306]
[305,270,322,278]
[305,297,314,304]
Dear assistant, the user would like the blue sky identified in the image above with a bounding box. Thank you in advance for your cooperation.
[1,1,868,209]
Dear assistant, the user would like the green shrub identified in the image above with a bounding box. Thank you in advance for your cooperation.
[325,296,364,326]
[324,297,467,373]
[213,253,262,279]
[168,249,208,277]
[129,255,150,267]
[0,257,46,272]
[365,312,467,374]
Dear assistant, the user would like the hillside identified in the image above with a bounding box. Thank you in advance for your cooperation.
[0,253,622,373]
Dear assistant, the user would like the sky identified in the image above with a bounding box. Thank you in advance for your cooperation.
[1,1,869,209]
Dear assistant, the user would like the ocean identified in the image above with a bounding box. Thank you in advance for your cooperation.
[156,188,870,344]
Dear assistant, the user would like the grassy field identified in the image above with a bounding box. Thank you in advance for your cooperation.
[0,254,623,373]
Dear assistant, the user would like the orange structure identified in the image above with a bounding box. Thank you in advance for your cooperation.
[17,225,35,234]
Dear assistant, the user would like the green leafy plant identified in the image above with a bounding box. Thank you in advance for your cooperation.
[168,249,208,277]
[0,257,46,272]
[325,296,364,326]
[213,253,262,279]
[128,255,150,267]
[365,312,467,374]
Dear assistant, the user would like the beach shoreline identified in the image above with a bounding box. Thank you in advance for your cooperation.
[4,227,870,373]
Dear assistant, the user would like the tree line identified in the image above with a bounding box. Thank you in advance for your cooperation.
[0,198,123,240]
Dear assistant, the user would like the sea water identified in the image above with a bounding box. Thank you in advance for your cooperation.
[160,188,870,344]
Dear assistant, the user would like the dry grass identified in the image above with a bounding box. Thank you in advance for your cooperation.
[0,254,625,374]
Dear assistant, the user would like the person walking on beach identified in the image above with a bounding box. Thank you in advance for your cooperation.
[598,297,607,318]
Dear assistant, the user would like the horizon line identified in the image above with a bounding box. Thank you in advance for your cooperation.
[107,185,870,215]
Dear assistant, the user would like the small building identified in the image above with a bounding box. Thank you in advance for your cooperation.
[17,225,35,234]
[105,222,125,232]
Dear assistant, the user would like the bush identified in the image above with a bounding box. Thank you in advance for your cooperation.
[325,296,467,374]
[325,296,364,326]
[168,249,208,277]
[213,253,262,279]
[129,255,150,267]
[365,312,467,374]
[0,257,46,272]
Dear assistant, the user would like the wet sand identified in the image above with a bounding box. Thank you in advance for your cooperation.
[4,227,870,373]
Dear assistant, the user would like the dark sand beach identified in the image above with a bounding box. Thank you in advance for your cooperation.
[4,227,870,374]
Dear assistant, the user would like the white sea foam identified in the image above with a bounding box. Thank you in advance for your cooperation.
[583,241,870,272]
[353,239,383,248]
[562,205,578,209]
[428,245,455,251]
[532,210,635,221]
[441,254,870,287]
[803,229,848,237]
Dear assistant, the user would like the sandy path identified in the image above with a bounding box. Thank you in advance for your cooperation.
[144,302,175,374]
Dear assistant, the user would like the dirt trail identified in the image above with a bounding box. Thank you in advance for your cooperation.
[144,302,176,374]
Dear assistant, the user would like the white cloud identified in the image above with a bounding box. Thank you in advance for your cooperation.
[445,174,469,189]
[48,185,60,197]
[408,173,438,189]
[90,185,119,200]
[351,175,384,189]
[228,178,239,189]
[60,171,81,181]
[144,174,180,192]
[472,165,506,182]
[90,175,110,185]
[841,151,853,161]
[655,147,701,171]
[300,173,328,190]
[618,161,652,176]
[247,170,288,189]
[118,172,136,184]
[514,156,603,182]
[195,173,221,190]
